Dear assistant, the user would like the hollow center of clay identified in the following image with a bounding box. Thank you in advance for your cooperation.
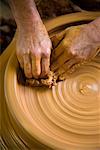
[79,76,99,96]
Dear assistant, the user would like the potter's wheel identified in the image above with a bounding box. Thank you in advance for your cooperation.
[1,12,100,150]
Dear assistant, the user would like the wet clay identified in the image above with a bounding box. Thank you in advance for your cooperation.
[18,68,57,88]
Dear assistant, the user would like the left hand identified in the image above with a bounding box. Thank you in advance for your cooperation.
[51,24,100,73]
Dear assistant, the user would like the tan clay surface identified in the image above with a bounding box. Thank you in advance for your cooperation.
[0,12,100,150]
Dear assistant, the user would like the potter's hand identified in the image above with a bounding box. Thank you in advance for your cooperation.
[51,19,100,72]
[9,0,52,79]
[17,22,52,79]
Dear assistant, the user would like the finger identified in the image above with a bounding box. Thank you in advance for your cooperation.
[62,57,81,71]
[31,54,41,79]
[51,41,65,63]
[51,48,73,72]
[82,46,100,60]
[51,50,64,71]
[93,47,100,58]
[23,54,32,78]
[51,35,74,63]
[60,59,83,79]
[54,67,65,77]
[17,55,24,69]
[51,31,67,62]
[51,30,66,48]
[41,57,50,77]
[54,57,80,77]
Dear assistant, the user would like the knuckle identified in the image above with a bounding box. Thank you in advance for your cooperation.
[71,50,77,56]
[42,49,51,58]
[30,50,35,56]
[31,49,41,58]
[70,47,77,56]
[17,49,29,58]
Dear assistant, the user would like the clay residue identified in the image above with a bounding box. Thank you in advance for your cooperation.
[18,68,59,88]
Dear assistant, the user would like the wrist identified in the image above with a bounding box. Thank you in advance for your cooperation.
[84,19,100,45]
[17,14,41,28]
[18,18,44,34]
[9,0,41,29]
[89,18,100,43]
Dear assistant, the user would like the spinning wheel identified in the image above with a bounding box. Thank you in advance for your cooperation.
[0,12,100,150]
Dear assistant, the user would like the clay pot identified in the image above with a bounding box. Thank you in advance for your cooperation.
[0,12,100,149]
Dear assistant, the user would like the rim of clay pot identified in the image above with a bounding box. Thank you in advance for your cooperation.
[4,12,100,149]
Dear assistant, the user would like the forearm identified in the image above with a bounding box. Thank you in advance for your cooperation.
[9,0,41,28]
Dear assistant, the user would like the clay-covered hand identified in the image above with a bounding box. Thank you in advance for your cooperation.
[51,21,100,72]
[16,22,52,79]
